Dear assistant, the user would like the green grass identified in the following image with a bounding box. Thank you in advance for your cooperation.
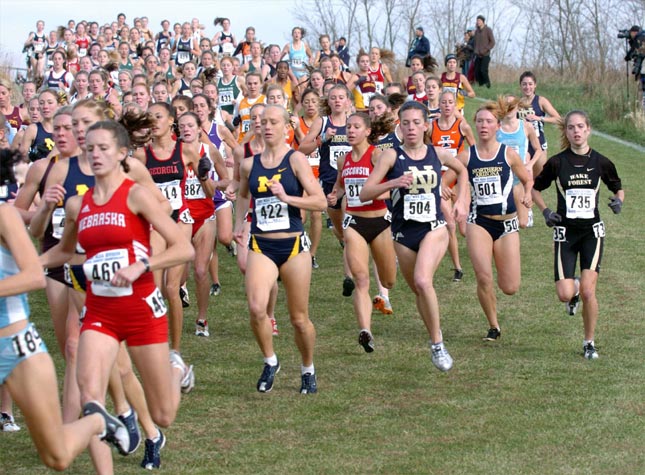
[472,78,645,147]
[1,123,644,474]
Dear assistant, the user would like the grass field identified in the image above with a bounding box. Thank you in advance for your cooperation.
[1,117,644,474]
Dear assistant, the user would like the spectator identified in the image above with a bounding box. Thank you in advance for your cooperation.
[406,26,430,67]
[335,36,350,70]
[473,15,495,88]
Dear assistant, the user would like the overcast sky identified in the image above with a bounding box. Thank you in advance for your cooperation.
[0,0,299,71]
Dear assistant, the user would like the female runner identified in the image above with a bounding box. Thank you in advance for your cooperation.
[368,47,393,94]
[532,110,623,359]
[519,71,561,175]
[234,105,326,393]
[281,27,313,85]
[69,71,91,104]
[360,101,470,371]
[329,113,397,352]
[178,112,228,337]
[132,103,202,354]
[429,90,476,281]
[448,101,533,341]
[299,84,355,295]
[19,89,59,162]
[293,88,322,268]
[30,100,172,470]
[496,95,543,228]
[0,194,128,469]
[41,50,74,94]
[440,54,475,114]
[212,18,236,56]
[40,119,195,466]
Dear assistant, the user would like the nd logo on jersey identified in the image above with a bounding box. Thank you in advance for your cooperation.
[257,174,282,192]
[408,166,437,194]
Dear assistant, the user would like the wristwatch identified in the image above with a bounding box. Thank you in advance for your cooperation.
[140,257,151,273]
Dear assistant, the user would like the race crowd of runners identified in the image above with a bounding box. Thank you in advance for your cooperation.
[0,12,625,472]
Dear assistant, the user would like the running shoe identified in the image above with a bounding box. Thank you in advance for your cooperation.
[257,361,280,393]
[1,413,20,432]
[270,317,279,336]
[326,217,333,229]
[141,430,166,470]
[566,278,580,316]
[358,330,375,353]
[483,328,501,341]
[527,209,534,228]
[342,276,355,297]
[226,242,237,257]
[179,284,190,308]
[195,319,210,337]
[83,401,130,456]
[452,269,464,282]
[300,372,318,394]
[117,408,141,454]
[209,283,222,296]
[583,342,599,360]
[312,255,319,269]
[430,343,453,372]
[169,350,195,394]
[372,295,393,315]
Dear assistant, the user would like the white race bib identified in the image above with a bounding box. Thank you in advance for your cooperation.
[329,145,351,170]
[404,193,437,222]
[473,175,503,205]
[184,177,205,200]
[255,196,289,231]
[565,188,594,219]
[11,323,45,358]
[145,288,167,318]
[345,177,371,208]
[51,207,65,240]
[157,180,182,210]
[83,248,132,297]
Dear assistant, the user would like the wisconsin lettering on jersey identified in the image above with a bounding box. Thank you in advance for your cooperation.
[149,164,179,176]
[342,166,370,177]
[78,212,126,231]
[257,174,282,192]
[407,165,438,194]
[568,172,593,187]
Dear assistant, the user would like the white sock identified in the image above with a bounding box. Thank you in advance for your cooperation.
[151,428,161,443]
[264,354,278,366]
[584,339,594,347]
[301,364,314,375]
[119,408,132,419]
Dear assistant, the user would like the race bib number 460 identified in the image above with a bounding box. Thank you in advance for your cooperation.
[82,249,132,297]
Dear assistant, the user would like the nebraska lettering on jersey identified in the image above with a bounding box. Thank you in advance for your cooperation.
[78,211,126,231]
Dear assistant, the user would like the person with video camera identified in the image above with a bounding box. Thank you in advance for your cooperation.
[621,25,645,107]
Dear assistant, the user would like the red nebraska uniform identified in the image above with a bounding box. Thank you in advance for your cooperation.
[77,179,168,345]
[341,145,386,213]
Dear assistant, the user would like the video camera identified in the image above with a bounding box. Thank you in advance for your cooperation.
[618,29,632,39]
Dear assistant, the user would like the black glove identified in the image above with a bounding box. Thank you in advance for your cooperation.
[198,156,211,180]
[608,197,622,214]
[232,116,241,127]
[542,208,562,227]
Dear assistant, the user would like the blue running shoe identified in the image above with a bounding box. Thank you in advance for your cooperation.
[141,430,166,470]
[118,408,141,454]
[257,361,280,393]
[300,372,317,394]
[83,401,130,456]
